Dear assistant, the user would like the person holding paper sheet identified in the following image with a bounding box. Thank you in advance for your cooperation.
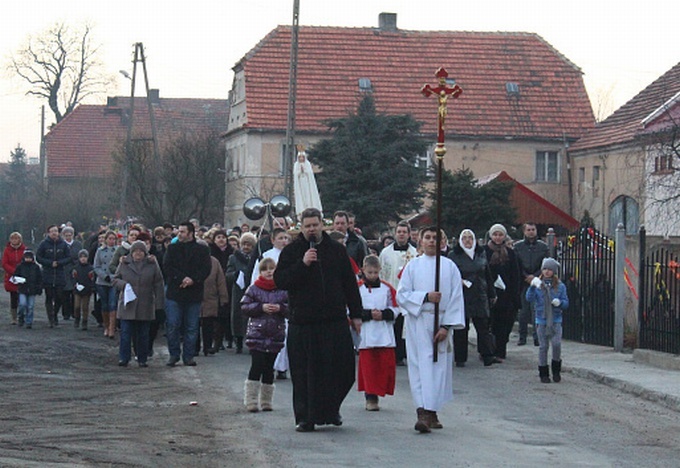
[112,241,164,367]
[484,224,521,360]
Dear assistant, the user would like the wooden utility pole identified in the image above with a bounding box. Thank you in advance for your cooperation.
[120,42,161,217]
[283,0,300,207]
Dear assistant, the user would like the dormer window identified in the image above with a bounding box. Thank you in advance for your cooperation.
[506,82,520,96]
[358,78,373,93]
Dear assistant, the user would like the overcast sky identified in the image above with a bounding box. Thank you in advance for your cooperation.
[1,0,678,161]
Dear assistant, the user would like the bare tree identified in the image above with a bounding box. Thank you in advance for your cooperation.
[8,22,112,123]
[114,130,225,225]
[592,84,617,123]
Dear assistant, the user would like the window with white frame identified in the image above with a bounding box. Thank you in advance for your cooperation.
[415,148,434,177]
[535,151,559,182]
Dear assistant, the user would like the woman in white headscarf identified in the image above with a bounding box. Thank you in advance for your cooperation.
[293,149,323,218]
[448,229,499,367]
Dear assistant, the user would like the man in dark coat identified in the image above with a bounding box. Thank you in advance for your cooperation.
[274,208,363,432]
[36,225,71,327]
[514,222,550,346]
[332,210,368,269]
[163,221,211,367]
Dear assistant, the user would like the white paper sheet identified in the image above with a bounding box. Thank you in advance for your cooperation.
[124,283,137,305]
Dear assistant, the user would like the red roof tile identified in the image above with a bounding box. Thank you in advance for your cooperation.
[236,26,595,140]
[570,62,680,151]
[44,97,228,178]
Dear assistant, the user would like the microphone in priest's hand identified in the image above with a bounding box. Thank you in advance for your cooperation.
[308,238,319,263]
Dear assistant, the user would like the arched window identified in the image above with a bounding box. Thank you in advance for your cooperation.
[609,195,639,235]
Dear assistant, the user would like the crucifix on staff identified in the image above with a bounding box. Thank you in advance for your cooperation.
[421,67,462,362]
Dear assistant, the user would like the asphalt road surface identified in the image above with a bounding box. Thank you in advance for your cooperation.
[1,299,679,467]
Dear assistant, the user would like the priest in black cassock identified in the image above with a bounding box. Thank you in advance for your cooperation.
[274,207,363,432]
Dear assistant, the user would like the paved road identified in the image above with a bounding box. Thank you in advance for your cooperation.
[1,307,679,467]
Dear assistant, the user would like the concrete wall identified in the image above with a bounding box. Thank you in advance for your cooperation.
[445,139,570,211]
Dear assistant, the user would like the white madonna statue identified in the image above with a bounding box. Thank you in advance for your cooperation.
[293,146,323,218]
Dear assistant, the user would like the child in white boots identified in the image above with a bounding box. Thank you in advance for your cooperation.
[240,258,288,412]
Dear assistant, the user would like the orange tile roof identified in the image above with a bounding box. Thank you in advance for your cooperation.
[237,26,595,140]
[44,97,228,178]
[570,62,680,151]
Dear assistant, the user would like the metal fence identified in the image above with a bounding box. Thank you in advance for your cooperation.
[558,227,615,346]
[638,227,680,354]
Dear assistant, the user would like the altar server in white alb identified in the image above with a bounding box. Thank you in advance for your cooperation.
[356,255,399,412]
[397,225,465,433]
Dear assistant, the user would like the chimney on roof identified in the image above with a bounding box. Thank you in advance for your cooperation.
[149,89,160,104]
[378,13,397,31]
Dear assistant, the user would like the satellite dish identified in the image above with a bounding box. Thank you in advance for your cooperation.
[243,197,266,220]
[270,195,292,217]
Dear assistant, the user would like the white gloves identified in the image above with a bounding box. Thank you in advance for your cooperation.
[531,277,543,289]
[551,298,561,307]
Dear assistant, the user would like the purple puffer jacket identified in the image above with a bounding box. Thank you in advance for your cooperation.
[241,284,289,353]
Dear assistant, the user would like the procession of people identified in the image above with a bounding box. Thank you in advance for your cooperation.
[2,212,563,434]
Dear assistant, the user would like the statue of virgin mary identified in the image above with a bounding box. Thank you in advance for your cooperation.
[293,145,323,218]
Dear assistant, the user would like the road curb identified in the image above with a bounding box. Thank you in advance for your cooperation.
[567,366,680,413]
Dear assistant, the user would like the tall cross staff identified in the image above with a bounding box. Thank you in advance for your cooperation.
[421,67,462,362]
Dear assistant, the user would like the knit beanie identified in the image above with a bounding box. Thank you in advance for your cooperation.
[541,257,560,275]
[489,223,507,237]
[23,250,35,260]
[78,249,89,258]
[129,240,148,255]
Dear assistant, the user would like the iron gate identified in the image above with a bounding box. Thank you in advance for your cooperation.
[638,227,680,354]
[558,227,615,346]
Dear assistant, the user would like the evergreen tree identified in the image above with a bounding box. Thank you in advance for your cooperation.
[0,145,44,235]
[435,168,516,238]
[308,95,428,236]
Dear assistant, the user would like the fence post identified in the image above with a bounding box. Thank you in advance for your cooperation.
[637,225,646,350]
[547,227,555,258]
[614,223,626,352]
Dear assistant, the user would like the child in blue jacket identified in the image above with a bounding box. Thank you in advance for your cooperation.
[526,257,569,383]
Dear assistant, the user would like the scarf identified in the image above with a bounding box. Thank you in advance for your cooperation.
[486,239,509,265]
[254,276,277,291]
[459,229,476,260]
[542,278,555,337]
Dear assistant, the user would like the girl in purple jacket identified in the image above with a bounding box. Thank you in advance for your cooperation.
[241,258,289,412]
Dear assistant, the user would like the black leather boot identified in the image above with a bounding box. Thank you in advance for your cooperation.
[551,360,562,383]
[539,365,551,383]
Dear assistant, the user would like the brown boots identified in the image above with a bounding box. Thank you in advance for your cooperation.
[415,407,443,433]
[102,312,116,338]
[415,408,431,433]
